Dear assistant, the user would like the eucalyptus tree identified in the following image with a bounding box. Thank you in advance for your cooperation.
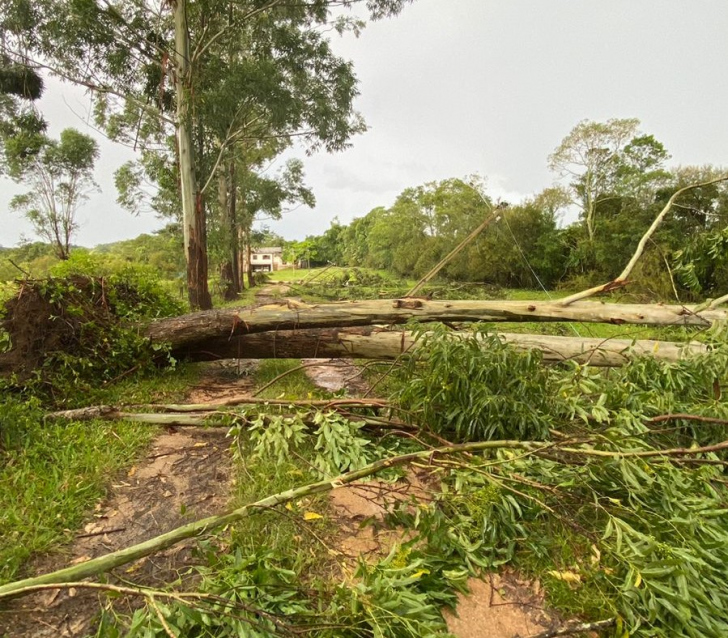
[0,0,411,309]
[0,49,47,178]
[548,118,670,241]
[6,128,99,260]
[214,147,315,297]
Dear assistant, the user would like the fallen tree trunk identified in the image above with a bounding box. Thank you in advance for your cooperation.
[143,298,727,351]
[171,326,708,366]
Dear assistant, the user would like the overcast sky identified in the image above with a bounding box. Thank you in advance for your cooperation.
[1,0,727,247]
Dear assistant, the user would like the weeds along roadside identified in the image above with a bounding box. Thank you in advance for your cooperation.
[0,264,196,585]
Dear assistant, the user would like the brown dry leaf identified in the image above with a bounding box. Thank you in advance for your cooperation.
[127,466,137,477]
[70,555,91,565]
[590,544,601,565]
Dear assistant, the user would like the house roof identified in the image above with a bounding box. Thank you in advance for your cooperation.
[252,247,283,254]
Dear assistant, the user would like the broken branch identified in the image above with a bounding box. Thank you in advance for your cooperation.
[559,175,728,306]
[2,437,726,599]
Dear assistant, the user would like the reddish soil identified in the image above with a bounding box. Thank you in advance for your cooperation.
[444,572,555,638]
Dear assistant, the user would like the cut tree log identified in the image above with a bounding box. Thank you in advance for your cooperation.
[168,326,708,366]
[143,298,727,351]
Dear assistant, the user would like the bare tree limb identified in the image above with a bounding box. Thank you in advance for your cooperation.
[707,293,728,309]
[0,438,544,598]
[560,176,728,306]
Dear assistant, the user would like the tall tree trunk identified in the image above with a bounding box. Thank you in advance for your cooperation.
[218,160,238,301]
[238,226,246,291]
[246,232,255,288]
[584,172,596,242]
[229,160,241,293]
[236,186,249,290]
[173,0,211,310]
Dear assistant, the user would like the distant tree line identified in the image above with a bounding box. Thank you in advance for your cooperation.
[289,119,728,299]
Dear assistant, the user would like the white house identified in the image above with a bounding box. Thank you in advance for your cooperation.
[248,247,284,272]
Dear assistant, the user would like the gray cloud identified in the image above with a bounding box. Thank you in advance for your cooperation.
[2,1,727,246]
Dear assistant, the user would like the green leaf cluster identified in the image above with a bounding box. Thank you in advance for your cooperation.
[247,410,373,478]
[395,324,558,442]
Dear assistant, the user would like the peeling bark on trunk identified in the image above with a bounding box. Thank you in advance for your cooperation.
[187,194,212,310]
[229,161,240,294]
[144,298,727,351]
[246,232,254,289]
[170,326,707,367]
[173,0,211,311]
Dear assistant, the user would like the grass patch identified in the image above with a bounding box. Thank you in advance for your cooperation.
[72,363,201,408]
[267,267,334,283]
[0,365,199,584]
[491,319,703,342]
[225,434,338,580]
[215,285,257,308]
[514,518,617,622]
[0,410,154,584]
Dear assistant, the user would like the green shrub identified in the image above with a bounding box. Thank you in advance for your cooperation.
[0,270,182,402]
[395,325,558,441]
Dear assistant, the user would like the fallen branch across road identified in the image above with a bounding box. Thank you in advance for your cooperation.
[143,299,727,352]
[169,326,709,366]
[2,436,726,599]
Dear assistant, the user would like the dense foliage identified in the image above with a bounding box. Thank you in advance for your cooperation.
[79,324,728,638]
[290,123,727,300]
